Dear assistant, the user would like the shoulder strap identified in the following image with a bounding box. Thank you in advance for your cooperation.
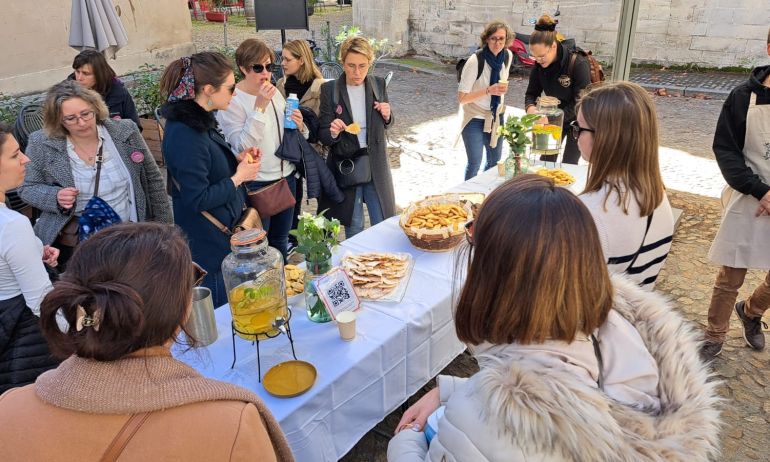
[93,145,104,197]
[99,412,151,462]
[626,213,654,271]
[170,176,233,236]
[567,52,578,80]
[368,75,382,102]
[332,79,339,107]
[590,334,604,389]
[269,101,285,177]
[476,49,511,81]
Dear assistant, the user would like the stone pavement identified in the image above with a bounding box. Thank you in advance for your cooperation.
[191,15,770,462]
[629,68,749,99]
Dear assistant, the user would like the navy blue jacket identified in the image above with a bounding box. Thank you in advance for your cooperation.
[161,101,246,282]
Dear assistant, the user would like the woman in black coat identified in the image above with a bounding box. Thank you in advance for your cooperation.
[160,52,260,307]
[524,15,591,165]
[70,50,141,130]
[317,37,395,237]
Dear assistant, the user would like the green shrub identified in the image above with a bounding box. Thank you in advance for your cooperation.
[129,64,164,117]
[0,93,23,126]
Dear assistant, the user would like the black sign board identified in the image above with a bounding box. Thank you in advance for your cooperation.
[254,0,309,31]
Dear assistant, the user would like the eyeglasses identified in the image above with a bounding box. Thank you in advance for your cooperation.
[530,54,548,62]
[488,36,507,43]
[570,120,595,141]
[464,220,474,246]
[62,110,95,126]
[192,261,208,286]
[251,63,276,73]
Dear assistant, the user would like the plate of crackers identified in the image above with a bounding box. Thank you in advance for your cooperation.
[284,264,306,305]
[535,167,576,187]
[341,252,413,302]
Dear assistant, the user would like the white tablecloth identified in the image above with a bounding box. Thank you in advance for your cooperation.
[175,162,588,461]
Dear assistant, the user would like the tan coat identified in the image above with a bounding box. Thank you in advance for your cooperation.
[0,348,293,462]
[277,77,324,116]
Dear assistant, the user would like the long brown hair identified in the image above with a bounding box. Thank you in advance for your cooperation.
[40,223,195,361]
[578,81,665,216]
[72,50,116,96]
[454,175,613,345]
[283,40,323,84]
[159,51,233,101]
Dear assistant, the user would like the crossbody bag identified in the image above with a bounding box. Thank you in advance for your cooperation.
[246,101,297,216]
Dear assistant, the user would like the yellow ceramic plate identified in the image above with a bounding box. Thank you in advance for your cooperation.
[263,360,317,398]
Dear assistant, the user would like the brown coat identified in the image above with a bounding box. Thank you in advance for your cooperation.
[277,77,324,116]
[0,347,294,462]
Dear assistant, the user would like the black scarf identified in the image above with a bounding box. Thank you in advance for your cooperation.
[284,75,312,101]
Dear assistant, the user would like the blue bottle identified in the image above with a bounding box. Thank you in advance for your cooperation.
[285,93,299,129]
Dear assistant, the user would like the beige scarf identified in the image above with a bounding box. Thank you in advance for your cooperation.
[35,347,294,462]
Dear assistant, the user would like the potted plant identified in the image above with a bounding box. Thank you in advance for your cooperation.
[128,64,165,165]
[289,211,341,323]
[498,114,540,178]
[205,0,227,22]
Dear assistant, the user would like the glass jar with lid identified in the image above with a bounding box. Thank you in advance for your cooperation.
[530,96,564,160]
[221,229,288,340]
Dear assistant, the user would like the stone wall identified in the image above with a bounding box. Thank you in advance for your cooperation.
[0,0,195,95]
[355,0,770,68]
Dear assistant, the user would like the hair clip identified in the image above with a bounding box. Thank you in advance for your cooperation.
[76,305,102,332]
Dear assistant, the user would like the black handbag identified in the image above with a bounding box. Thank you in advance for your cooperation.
[335,147,371,188]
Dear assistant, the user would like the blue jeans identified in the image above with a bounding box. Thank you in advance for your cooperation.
[245,174,297,261]
[345,181,384,238]
[461,116,504,180]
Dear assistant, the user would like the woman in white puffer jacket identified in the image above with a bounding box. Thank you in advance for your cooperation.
[387,175,721,462]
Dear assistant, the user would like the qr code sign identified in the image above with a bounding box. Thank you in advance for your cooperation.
[327,280,351,307]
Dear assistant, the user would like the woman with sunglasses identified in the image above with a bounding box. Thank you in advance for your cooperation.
[457,21,514,180]
[217,38,305,259]
[20,80,171,267]
[388,175,720,462]
[0,123,60,393]
[0,222,294,462]
[160,51,261,308]
[524,14,591,164]
[575,82,673,290]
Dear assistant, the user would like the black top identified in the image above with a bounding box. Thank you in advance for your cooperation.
[524,42,591,121]
[713,65,770,200]
[67,74,141,131]
[284,75,312,101]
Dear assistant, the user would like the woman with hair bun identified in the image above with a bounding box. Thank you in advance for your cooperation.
[0,222,294,462]
[524,14,591,164]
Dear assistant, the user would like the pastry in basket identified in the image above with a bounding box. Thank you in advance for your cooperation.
[405,204,468,231]
[344,122,361,135]
[537,168,576,186]
[341,253,410,299]
[284,264,305,297]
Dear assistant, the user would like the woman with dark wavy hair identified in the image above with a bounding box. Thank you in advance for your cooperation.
[0,222,294,461]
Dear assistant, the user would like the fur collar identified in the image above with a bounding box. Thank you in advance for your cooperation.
[161,100,217,132]
[472,274,722,461]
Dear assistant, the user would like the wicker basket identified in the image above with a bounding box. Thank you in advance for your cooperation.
[399,194,475,252]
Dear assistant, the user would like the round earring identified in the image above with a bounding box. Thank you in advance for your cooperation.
[207,98,214,107]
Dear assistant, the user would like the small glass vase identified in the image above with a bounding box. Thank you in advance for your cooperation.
[305,256,333,323]
[504,148,529,180]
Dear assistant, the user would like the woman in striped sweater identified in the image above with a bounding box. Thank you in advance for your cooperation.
[575,82,673,289]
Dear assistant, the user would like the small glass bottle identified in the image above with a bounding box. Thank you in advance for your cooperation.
[530,96,564,162]
[221,229,288,340]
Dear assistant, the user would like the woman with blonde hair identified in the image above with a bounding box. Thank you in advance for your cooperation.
[524,14,591,164]
[387,175,720,462]
[0,222,293,461]
[20,80,171,267]
[575,81,673,289]
[457,20,514,180]
[318,36,395,237]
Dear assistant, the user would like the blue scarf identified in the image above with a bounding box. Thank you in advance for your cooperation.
[483,46,506,116]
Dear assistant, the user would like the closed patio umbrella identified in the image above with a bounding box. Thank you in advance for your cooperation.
[69,0,129,58]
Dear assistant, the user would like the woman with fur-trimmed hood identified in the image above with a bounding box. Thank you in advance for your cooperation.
[388,175,721,462]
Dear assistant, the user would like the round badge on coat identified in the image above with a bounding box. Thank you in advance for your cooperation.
[558,75,572,87]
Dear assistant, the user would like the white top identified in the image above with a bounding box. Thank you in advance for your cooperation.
[458,51,510,115]
[0,203,51,314]
[67,126,137,222]
[216,90,298,182]
[580,183,674,289]
[346,83,368,148]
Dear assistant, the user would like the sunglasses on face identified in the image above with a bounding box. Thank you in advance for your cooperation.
[192,261,208,286]
[464,220,474,246]
[251,63,276,73]
[222,83,236,95]
[570,120,595,141]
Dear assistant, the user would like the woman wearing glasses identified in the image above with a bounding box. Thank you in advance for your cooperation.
[388,176,719,462]
[217,39,304,259]
[457,21,514,180]
[161,51,260,308]
[575,82,673,290]
[524,14,591,165]
[20,81,171,267]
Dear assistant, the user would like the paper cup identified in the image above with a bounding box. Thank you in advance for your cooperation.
[497,161,505,177]
[336,311,357,341]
